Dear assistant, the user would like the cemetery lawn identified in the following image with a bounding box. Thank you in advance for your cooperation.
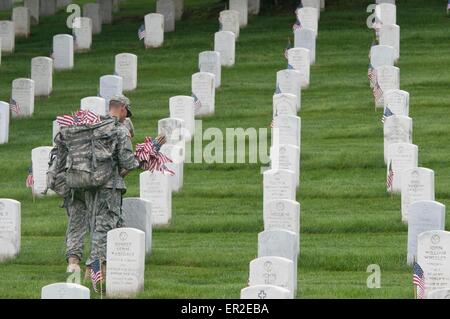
[0,0,449,298]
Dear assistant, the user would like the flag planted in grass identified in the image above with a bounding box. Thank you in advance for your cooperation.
[413,261,425,299]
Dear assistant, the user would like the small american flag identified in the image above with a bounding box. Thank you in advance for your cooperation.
[368,63,376,87]
[381,106,394,124]
[192,93,202,111]
[9,98,21,116]
[284,38,292,60]
[138,24,145,41]
[73,35,78,51]
[413,261,425,299]
[90,260,103,293]
[292,17,301,32]
[373,82,383,102]
[26,167,34,188]
[287,64,294,70]
[386,160,394,191]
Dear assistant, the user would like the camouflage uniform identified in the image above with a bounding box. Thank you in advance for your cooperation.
[65,116,139,265]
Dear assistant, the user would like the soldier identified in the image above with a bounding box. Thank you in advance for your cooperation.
[65,95,139,290]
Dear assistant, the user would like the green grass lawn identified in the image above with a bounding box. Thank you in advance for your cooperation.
[0,0,449,298]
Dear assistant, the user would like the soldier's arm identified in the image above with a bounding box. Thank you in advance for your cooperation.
[117,128,139,173]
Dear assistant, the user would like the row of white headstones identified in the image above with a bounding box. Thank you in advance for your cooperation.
[369,1,450,299]
[0,0,267,299]
[240,0,325,300]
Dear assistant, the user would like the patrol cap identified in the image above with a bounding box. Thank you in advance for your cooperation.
[110,94,132,118]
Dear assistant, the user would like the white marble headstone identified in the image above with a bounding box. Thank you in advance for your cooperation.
[11,78,35,118]
[263,199,300,236]
[156,0,175,32]
[98,0,113,24]
[31,57,53,97]
[375,3,396,25]
[121,198,152,254]
[241,284,292,299]
[24,0,39,25]
[263,169,296,206]
[199,51,221,88]
[99,75,123,106]
[386,143,418,193]
[383,115,412,164]
[294,27,316,64]
[379,24,400,61]
[273,93,298,117]
[276,70,301,110]
[31,146,53,196]
[0,21,14,53]
[41,283,90,299]
[73,17,92,51]
[0,199,20,261]
[375,65,399,107]
[169,95,195,141]
[174,0,183,20]
[287,48,310,88]
[383,89,409,116]
[248,0,260,15]
[106,227,145,298]
[53,34,74,70]
[271,115,301,148]
[229,0,248,28]
[160,144,184,192]
[13,7,30,38]
[191,72,215,116]
[270,144,300,187]
[248,256,295,298]
[80,96,107,116]
[219,10,240,39]
[296,7,319,37]
[401,167,435,223]
[0,102,10,144]
[427,288,450,299]
[139,171,171,226]
[417,230,450,297]
[144,13,164,48]
[214,31,235,67]
[83,3,101,34]
[370,44,395,68]
[407,200,445,265]
[115,53,137,92]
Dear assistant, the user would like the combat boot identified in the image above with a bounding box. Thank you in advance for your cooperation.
[66,256,81,273]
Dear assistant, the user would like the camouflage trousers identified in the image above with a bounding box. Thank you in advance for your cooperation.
[65,188,123,266]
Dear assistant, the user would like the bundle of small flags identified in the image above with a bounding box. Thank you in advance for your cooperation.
[56,109,102,127]
[386,160,394,191]
[138,24,145,41]
[381,106,394,124]
[26,167,34,188]
[192,93,202,111]
[134,136,175,175]
[90,259,103,293]
[9,98,21,115]
[413,261,425,299]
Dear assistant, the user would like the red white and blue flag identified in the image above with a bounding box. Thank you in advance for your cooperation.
[9,98,21,116]
[381,106,394,124]
[192,93,202,111]
[90,259,103,293]
[386,160,394,191]
[138,24,146,40]
[26,167,34,188]
[56,109,101,127]
[135,137,175,175]
[368,63,377,87]
[373,82,383,102]
[292,17,301,32]
[413,261,425,299]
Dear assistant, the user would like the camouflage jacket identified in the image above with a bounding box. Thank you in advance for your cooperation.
[104,117,139,190]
